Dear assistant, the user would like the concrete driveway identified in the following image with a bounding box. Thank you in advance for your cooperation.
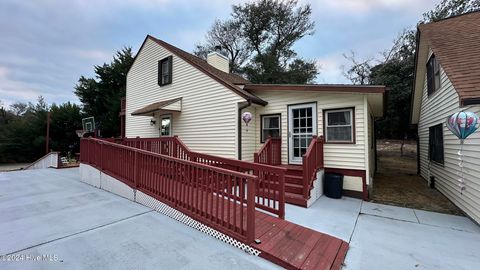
[2,168,479,270]
[0,168,279,270]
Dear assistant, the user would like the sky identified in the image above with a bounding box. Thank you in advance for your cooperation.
[0,0,440,108]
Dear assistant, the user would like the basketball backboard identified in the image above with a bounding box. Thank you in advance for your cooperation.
[82,117,95,133]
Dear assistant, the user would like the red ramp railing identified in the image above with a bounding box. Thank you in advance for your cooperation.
[104,136,286,219]
[80,138,257,243]
[302,136,324,199]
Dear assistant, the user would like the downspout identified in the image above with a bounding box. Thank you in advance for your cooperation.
[416,130,421,175]
[238,100,251,160]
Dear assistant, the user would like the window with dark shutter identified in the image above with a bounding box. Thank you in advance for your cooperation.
[429,124,444,164]
[158,56,173,86]
[426,55,441,96]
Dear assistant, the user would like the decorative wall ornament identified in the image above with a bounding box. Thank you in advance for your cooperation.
[241,111,252,132]
[150,118,156,126]
[445,111,480,193]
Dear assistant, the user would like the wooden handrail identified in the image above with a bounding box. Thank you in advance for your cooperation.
[302,136,324,199]
[80,137,258,244]
[254,137,281,165]
[120,97,126,111]
[105,136,286,219]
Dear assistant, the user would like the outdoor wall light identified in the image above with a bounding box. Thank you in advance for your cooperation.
[150,118,156,126]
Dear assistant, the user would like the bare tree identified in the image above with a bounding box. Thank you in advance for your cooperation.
[9,102,28,116]
[341,51,373,85]
[194,20,249,73]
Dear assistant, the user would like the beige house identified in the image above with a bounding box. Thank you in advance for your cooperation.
[411,12,480,223]
[125,35,386,205]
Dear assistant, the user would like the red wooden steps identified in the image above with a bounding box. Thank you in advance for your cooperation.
[280,165,311,207]
[285,192,308,207]
[285,182,303,194]
[286,175,303,185]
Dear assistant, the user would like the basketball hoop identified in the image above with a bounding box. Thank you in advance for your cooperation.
[76,129,86,138]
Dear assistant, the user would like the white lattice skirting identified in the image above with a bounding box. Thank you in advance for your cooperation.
[79,163,261,256]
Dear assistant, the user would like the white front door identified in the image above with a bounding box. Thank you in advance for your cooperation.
[288,103,317,164]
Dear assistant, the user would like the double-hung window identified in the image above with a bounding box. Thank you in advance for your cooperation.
[158,56,172,86]
[261,114,280,142]
[427,54,441,95]
[324,108,354,143]
[429,124,444,164]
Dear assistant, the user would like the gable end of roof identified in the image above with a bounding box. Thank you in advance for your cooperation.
[142,35,267,106]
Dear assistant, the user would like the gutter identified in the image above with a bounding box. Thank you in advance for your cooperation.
[237,100,252,160]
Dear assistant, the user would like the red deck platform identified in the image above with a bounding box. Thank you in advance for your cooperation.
[254,211,348,270]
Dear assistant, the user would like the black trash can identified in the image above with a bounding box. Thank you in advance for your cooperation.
[324,173,344,199]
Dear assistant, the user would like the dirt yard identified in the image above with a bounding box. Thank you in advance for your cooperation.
[0,163,30,172]
[372,140,463,216]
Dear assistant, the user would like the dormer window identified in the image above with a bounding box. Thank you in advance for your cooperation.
[158,56,172,86]
[426,54,441,95]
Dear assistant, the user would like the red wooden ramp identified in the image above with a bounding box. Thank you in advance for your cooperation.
[254,211,348,270]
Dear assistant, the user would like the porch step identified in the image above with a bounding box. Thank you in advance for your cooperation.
[285,192,308,207]
[285,182,303,194]
[282,165,303,177]
[285,175,303,185]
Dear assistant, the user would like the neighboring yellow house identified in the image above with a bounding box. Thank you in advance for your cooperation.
[411,11,480,223]
[125,35,386,205]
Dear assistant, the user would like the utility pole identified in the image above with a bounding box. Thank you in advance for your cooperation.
[45,111,50,154]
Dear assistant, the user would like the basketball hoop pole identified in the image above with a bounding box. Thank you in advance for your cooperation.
[45,111,50,154]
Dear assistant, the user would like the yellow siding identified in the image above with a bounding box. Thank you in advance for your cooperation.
[126,39,244,158]
[418,51,480,223]
[206,53,229,73]
[240,107,257,162]
[246,90,368,170]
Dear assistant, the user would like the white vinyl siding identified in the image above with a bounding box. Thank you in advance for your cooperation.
[418,51,480,223]
[126,39,244,158]
[367,101,375,188]
[245,90,368,171]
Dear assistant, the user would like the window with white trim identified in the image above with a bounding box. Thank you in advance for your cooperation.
[325,108,354,143]
[261,115,280,142]
[160,115,172,136]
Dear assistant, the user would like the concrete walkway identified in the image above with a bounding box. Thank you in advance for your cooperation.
[286,197,480,270]
[0,168,279,270]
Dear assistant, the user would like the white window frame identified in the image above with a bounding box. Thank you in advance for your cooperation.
[325,108,354,143]
[261,114,281,143]
[159,114,172,137]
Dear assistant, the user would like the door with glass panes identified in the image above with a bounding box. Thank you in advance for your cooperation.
[288,103,317,164]
[159,115,172,137]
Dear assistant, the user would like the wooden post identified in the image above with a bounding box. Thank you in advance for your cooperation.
[45,111,50,154]
[134,150,139,188]
[246,177,256,244]
[302,155,308,199]
[278,170,285,219]
[100,142,103,170]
